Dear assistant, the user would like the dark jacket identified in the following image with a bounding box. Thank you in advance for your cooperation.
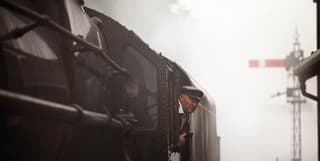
[179,108,191,161]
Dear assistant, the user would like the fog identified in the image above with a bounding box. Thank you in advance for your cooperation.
[85,0,317,161]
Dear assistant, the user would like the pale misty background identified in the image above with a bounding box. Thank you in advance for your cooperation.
[85,1,317,161]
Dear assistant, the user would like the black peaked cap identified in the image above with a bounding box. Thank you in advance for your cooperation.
[180,85,203,101]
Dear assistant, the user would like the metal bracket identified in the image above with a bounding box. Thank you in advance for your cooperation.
[299,78,318,101]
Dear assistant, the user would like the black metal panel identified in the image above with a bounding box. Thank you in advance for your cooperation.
[85,7,170,161]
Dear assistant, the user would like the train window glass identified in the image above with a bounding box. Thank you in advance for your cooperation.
[123,46,158,129]
[0,12,58,60]
[0,1,69,60]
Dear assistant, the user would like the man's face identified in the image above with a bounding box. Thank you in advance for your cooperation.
[179,94,200,113]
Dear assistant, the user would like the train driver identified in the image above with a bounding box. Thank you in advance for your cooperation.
[177,86,203,155]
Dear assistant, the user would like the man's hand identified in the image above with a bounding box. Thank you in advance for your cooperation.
[179,133,187,145]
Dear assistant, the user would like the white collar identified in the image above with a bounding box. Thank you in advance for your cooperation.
[178,100,184,114]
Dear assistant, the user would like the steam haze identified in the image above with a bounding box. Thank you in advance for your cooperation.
[85,1,317,161]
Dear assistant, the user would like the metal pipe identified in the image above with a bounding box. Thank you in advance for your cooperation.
[298,78,318,101]
[0,21,42,41]
[0,89,124,129]
[300,85,318,101]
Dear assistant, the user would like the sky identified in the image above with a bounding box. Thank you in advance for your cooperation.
[85,1,317,161]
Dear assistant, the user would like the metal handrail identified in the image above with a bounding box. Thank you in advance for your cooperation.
[0,89,124,129]
[0,0,128,76]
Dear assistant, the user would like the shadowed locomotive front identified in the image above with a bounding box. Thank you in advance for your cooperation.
[0,0,219,161]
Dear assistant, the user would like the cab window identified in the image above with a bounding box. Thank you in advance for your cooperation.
[123,46,158,129]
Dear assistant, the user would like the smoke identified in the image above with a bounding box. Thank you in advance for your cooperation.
[84,1,317,161]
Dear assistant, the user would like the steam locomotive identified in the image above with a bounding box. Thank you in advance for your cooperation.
[0,0,220,161]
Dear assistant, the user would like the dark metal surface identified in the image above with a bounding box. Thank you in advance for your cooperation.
[86,7,172,161]
[294,50,320,80]
[0,88,124,128]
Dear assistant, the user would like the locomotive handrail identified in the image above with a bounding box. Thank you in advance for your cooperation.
[0,0,128,76]
[0,88,124,129]
[0,21,43,41]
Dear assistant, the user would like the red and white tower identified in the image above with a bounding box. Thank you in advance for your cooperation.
[248,29,305,161]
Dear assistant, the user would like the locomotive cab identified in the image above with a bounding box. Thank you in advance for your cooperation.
[0,1,219,161]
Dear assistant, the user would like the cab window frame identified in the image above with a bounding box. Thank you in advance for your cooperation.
[121,45,160,131]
